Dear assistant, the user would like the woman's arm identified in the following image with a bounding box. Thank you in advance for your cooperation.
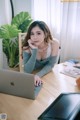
[36,56,58,77]
[36,40,59,77]
[23,49,38,73]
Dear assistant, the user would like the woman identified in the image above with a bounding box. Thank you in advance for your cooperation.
[22,21,59,86]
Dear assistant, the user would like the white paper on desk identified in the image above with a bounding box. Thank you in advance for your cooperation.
[60,66,80,78]
[63,62,75,66]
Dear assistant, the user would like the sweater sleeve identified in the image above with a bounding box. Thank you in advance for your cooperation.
[36,56,58,77]
[23,49,37,73]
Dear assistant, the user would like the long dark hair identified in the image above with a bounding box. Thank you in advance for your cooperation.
[23,20,53,47]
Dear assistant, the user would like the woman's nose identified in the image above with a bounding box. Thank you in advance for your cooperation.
[33,35,37,40]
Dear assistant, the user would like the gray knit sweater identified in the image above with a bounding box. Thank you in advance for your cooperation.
[23,49,57,77]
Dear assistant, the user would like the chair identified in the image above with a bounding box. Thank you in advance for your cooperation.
[18,33,27,72]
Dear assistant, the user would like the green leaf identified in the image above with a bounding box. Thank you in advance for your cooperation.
[11,11,33,32]
[19,19,32,32]
[0,24,21,39]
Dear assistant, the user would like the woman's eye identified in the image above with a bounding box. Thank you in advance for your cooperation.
[30,32,41,36]
[37,33,41,35]
[31,33,34,35]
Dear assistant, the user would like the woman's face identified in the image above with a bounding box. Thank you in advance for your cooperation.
[30,26,45,46]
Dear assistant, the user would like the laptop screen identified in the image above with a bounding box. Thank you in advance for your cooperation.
[38,93,80,120]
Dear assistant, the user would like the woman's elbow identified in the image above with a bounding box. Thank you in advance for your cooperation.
[24,65,33,73]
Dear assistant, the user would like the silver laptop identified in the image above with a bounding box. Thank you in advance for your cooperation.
[0,69,42,100]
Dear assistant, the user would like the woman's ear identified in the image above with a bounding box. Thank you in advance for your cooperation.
[76,77,80,88]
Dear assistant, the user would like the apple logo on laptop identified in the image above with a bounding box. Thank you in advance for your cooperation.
[10,82,15,86]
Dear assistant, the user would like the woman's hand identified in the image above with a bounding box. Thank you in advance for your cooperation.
[28,39,38,49]
[34,75,43,86]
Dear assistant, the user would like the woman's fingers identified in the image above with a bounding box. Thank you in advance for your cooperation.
[34,75,43,86]
[28,39,38,49]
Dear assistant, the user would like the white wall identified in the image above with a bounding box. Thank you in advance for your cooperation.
[0,0,12,25]
[0,1,7,25]
[0,0,32,25]
[12,0,32,16]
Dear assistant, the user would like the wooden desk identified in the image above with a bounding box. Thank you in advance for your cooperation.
[0,64,80,120]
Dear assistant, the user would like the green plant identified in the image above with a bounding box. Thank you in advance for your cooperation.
[0,11,33,68]
[0,25,21,67]
[12,12,32,32]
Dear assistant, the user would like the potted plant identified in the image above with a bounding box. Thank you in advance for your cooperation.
[0,11,33,68]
